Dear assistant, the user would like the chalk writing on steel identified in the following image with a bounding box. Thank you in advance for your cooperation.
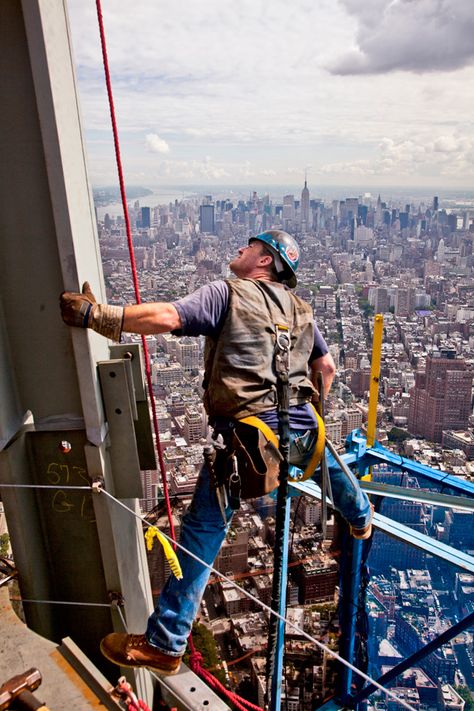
[46,462,95,522]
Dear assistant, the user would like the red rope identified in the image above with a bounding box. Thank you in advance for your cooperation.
[95,0,175,544]
[114,678,152,711]
[95,6,263,710]
[188,639,264,711]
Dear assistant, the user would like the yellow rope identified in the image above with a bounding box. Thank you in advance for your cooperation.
[145,527,183,580]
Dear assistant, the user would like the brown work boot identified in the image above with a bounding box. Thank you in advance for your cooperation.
[350,504,375,540]
[100,633,181,675]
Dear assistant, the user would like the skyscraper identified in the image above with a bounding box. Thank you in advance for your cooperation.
[408,348,472,443]
[282,195,295,230]
[141,206,151,229]
[375,194,382,226]
[373,287,390,314]
[300,178,310,229]
[399,212,409,229]
[394,287,416,316]
[345,198,359,225]
[199,204,215,234]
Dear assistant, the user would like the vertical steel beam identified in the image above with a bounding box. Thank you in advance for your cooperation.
[0,1,154,701]
[338,538,363,703]
[269,498,292,710]
[366,315,383,451]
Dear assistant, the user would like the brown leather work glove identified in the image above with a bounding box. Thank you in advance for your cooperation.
[60,282,123,342]
[60,281,96,328]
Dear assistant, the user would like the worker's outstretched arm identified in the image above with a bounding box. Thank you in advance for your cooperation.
[60,282,181,341]
[310,352,336,399]
[122,302,181,335]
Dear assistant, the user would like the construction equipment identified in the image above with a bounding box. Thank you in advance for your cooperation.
[0,669,49,711]
[0,557,17,588]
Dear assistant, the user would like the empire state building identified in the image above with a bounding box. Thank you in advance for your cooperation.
[301,178,310,230]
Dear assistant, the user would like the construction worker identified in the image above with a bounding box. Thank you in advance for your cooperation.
[60,230,372,675]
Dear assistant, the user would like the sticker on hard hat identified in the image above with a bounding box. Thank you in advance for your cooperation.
[286,246,299,262]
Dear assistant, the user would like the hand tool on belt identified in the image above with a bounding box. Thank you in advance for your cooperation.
[203,435,229,524]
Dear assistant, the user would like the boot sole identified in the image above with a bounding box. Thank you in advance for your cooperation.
[100,641,181,676]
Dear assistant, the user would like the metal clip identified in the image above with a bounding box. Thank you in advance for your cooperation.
[228,455,241,511]
[204,442,228,524]
[91,477,104,494]
[108,590,125,607]
[275,324,290,378]
[275,324,290,353]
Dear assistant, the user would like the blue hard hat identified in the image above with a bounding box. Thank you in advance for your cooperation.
[250,230,300,288]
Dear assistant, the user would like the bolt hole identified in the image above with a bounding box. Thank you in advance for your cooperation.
[189,687,196,692]
[203,701,209,706]
[115,408,122,415]
[109,371,116,378]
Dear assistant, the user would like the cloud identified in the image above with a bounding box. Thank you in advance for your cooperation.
[66,0,474,187]
[239,161,255,178]
[156,157,230,181]
[318,133,474,178]
[145,133,170,153]
[433,136,460,153]
[329,0,474,75]
[320,159,376,176]
[183,128,206,137]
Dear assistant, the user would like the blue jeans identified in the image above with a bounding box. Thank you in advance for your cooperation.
[146,429,371,655]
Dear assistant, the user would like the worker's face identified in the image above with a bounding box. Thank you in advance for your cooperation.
[229,241,269,278]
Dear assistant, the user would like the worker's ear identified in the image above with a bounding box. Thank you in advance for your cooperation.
[259,253,273,267]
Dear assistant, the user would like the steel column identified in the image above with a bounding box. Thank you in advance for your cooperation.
[339,537,363,703]
[269,499,292,710]
[366,315,383,450]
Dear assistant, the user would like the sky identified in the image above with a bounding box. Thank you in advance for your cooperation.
[66,0,474,190]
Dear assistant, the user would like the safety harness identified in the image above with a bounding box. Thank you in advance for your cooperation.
[207,321,327,518]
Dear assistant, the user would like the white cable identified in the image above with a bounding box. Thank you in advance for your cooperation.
[0,484,91,490]
[102,489,417,711]
[18,598,112,607]
[116,603,128,632]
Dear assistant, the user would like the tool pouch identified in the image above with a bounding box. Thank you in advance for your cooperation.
[232,421,283,499]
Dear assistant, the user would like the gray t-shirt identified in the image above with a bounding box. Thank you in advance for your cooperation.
[172,280,329,430]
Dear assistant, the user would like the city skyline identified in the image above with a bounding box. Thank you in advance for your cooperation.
[67,0,474,189]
